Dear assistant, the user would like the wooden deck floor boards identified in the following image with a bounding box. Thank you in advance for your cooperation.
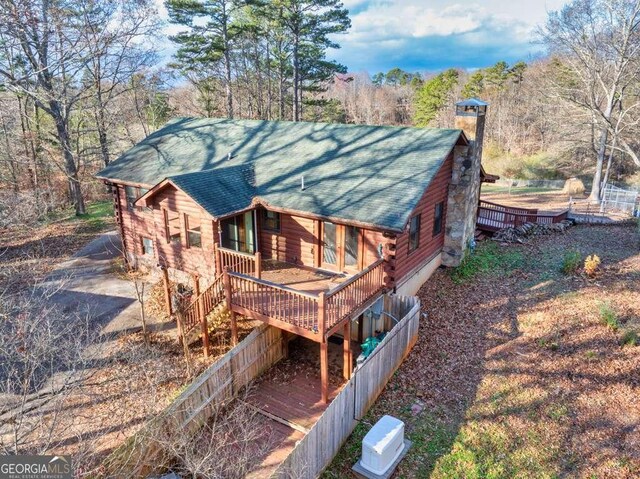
[243,339,350,478]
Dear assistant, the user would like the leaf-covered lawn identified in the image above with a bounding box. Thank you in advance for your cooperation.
[325,223,640,479]
[0,200,114,293]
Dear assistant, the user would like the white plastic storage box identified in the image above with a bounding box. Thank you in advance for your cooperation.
[360,415,405,476]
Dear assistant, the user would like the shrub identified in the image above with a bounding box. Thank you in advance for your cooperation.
[599,303,619,331]
[583,254,601,277]
[561,250,582,275]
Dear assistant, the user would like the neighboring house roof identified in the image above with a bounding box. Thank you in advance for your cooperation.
[96,118,465,232]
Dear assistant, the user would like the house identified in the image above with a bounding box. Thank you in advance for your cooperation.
[96,98,491,403]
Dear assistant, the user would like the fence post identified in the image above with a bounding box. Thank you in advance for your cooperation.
[319,292,329,404]
[161,266,172,317]
[223,267,238,346]
[255,251,262,279]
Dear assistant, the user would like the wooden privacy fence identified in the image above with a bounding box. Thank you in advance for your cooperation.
[477,200,569,232]
[102,324,284,478]
[272,295,421,479]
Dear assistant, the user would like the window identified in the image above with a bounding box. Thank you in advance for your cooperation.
[433,202,444,236]
[139,188,152,212]
[262,210,281,232]
[125,185,151,212]
[125,185,137,210]
[408,214,421,253]
[186,214,202,248]
[165,210,181,244]
[141,237,154,256]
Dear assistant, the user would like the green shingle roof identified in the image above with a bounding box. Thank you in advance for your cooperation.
[96,118,463,232]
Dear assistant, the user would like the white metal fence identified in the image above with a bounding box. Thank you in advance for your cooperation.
[600,184,640,215]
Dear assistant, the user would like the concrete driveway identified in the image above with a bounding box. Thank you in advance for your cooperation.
[41,231,169,336]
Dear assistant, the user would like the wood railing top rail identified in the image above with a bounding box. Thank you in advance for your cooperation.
[217,246,257,259]
[479,199,538,213]
[326,258,385,297]
[478,206,570,220]
[228,271,320,300]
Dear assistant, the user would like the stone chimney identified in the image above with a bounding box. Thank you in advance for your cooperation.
[441,98,488,267]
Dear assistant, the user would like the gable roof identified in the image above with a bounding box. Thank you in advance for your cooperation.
[97,118,465,232]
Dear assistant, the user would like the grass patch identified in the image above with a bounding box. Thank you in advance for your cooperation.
[620,329,638,347]
[450,242,524,284]
[481,185,559,196]
[72,201,114,231]
[598,303,619,331]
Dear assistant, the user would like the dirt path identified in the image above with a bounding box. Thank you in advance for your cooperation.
[326,224,640,478]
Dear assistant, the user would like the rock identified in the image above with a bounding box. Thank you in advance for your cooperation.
[492,220,573,243]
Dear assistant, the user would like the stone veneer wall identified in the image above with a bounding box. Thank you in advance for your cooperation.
[441,142,482,267]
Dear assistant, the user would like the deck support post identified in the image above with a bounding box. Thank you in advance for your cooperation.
[343,320,352,380]
[223,267,238,346]
[255,251,262,279]
[282,331,290,359]
[214,242,222,276]
[319,292,329,404]
[193,274,209,358]
[161,266,172,317]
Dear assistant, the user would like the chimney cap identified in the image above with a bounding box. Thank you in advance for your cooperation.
[456,98,489,107]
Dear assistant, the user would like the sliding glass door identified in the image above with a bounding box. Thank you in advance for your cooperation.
[220,211,255,253]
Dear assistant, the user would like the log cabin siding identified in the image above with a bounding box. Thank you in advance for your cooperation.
[259,210,387,271]
[394,153,453,282]
[153,186,218,276]
[116,183,218,277]
[259,212,317,267]
[116,184,155,258]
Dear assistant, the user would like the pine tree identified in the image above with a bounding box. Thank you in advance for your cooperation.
[166,0,245,118]
[414,69,459,127]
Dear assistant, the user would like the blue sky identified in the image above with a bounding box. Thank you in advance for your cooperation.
[155,0,569,75]
[331,0,569,73]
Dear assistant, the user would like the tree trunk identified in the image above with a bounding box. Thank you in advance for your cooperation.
[601,137,616,189]
[222,3,233,119]
[51,101,86,215]
[292,34,300,121]
[588,125,608,203]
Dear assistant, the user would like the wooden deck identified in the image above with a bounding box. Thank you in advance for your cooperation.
[477,199,569,232]
[243,337,357,478]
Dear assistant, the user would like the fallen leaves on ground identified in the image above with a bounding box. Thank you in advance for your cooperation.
[326,224,639,479]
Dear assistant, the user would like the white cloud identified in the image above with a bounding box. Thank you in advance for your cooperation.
[331,0,570,72]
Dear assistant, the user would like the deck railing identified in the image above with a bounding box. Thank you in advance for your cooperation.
[477,200,569,232]
[180,274,225,334]
[227,259,387,338]
[228,273,320,332]
[325,259,386,331]
[216,245,261,278]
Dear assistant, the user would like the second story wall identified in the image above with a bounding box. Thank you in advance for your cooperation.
[114,182,218,278]
[394,152,453,285]
[153,186,217,277]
